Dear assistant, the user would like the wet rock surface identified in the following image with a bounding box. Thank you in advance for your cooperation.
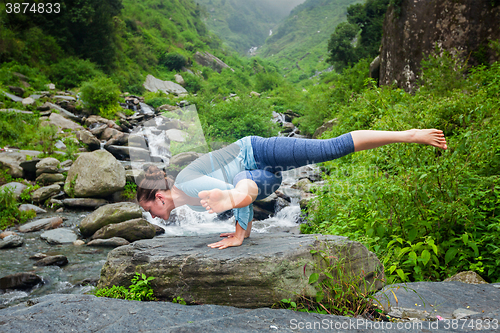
[0,273,42,290]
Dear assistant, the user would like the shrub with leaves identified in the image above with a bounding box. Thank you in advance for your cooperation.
[94,272,156,301]
[80,77,121,117]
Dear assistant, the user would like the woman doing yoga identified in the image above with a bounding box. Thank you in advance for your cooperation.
[137,129,447,250]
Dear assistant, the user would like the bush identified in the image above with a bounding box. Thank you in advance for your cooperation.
[49,57,104,89]
[80,77,121,116]
[160,53,187,71]
[0,186,34,230]
[94,272,156,301]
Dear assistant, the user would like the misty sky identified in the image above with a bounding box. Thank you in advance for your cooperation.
[254,0,307,18]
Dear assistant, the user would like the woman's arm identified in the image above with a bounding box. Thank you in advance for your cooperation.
[350,129,447,152]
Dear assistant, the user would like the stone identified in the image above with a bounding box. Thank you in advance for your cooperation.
[0,231,17,239]
[0,235,24,249]
[29,253,47,260]
[36,173,65,185]
[18,204,46,214]
[143,74,187,96]
[73,240,85,246]
[31,184,61,203]
[0,89,23,102]
[313,118,338,139]
[35,157,60,176]
[64,150,125,198]
[40,228,77,245]
[453,308,480,319]
[0,273,42,290]
[76,130,100,151]
[55,207,63,213]
[375,281,500,320]
[0,182,27,200]
[254,192,278,212]
[91,218,156,242]
[98,234,384,308]
[18,217,63,233]
[125,169,143,183]
[299,193,317,210]
[250,91,261,97]
[35,255,68,267]
[100,128,121,141]
[8,86,24,96]
[47,112,83,131]
[79,202,143,237]
[105,145,151,161]
[0,152,26,178]
[369,55,381,81]
[87,237,130,247]
[444,271,488,284]
[174,74,185,86]
[170,152,203,167]
[60,160,73,168]
[45,102,81,123]
[21,97,35,106]
[104,132,129,147]
[61,198,108,208]
[165,129,188,142]
[46,83,56,90]
[292,178,313,193]
[194,51,233,73]
[157,104,181,113]
[0,294,420,333]
[380,0,500,92]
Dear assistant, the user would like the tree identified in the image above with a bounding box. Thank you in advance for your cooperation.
[327,22,360,68]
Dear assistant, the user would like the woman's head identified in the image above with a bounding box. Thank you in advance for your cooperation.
[137,166,171,219]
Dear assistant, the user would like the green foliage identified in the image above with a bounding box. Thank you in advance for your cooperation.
[38,124,58,155]
[123,182,137,199]
[0,111,40,149]
[172,296,187,305]
[0,186,35,230]
[19,184,40,203]
[80,77,121,116]
[48,57,104,89]
[160,53,187,71]
[327,22,360,69]
[276,245,382,317]
[144,91,172,109]
[63,138,80,161]
[94,272,156,301]
[301,51,500,283]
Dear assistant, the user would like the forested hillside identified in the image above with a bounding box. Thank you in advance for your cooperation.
[196,0,305,54]
[257,0,362,83]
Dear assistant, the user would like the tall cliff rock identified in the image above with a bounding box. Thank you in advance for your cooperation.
[379,0,500,92]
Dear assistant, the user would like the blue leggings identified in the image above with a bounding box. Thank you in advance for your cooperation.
[232,133,355,200]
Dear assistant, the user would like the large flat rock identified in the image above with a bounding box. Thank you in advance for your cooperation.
[99,234,384,308]
[0,293,498,332]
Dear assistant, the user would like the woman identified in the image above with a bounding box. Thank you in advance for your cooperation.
[137,129,447,250]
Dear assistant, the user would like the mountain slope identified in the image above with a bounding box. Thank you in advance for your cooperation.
[196,0,305,54]
[258,0,362,82]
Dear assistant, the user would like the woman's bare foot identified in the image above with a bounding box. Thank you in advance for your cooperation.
[408,129,448,150]
[198,189,250,213]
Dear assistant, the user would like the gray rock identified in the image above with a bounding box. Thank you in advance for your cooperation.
[125,169,143,183]
[45,102,80,123]
[31,184,61,203]
[313,118,338,139]
[0,108,32,114]
[87,237,130,247]
[444,271,488,284]
[18,204,46,214]
[91,218,156,242]
[79,202,143,237]
[105,145,151,161]
[35,255,68,267]
[170,152,203,167]
[291,178,313,193]
[165,129,188,142]
[35,173,65,185]
[143,74,187,96]
[47,112,83,131]
[76,130,100,151]
[40,228,77,245]
[104,132,129,148]
[194,51,233,73]
[174,73,185,86]
[100,127,121,141]
[22,97,35,106]
[0,235,24,249]
[1,89,23,101]
[0,272,42,290]
[61,198,108,208]
[375,281,500,320]
[29,253,47,260]
[0,182,27,199]
[0,152,26,178]
[453,308,480,319]
[18,217,63,233]
[35,157,60,176]
[64,150,125,198]
[98,234,384,308]
[59,160,73,168]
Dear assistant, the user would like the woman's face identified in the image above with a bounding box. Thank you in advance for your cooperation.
[140,196,170,220]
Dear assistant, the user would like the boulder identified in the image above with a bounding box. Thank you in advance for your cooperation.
[91,218,156,242]
[165,129,188,142]
[36,173,65,185]
[194,51,233,73]
[0,272,42,290]
[380,0,500,92]
[17,217,63,233]
[45,102,80,123]
[104,132,129,147]
[98,234,384,308]
[0,235,24,249]
[35,157,60,176]
[0,152,26,178]
[64,150,125,198]
[0,231,17,239]
[170,152,203,167]
[18,204,46,214]
[79,202,143,237]
[47,112,83,131]
[8,86,24,96]
[143,74,187,96]
[292,178,313,193]
[444,271,488,284]
[35,255,68,267]
[105,145,151,161]
[76,130,100,151]
[61,198,108,209]
[174,74,185,86]
[22,97,35,106]
[100,128,121,141]
[40,228,77,245]
[31,184,61,203]
[313,118,338,139]
[87,237,130,247]
[0,182,27,199]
